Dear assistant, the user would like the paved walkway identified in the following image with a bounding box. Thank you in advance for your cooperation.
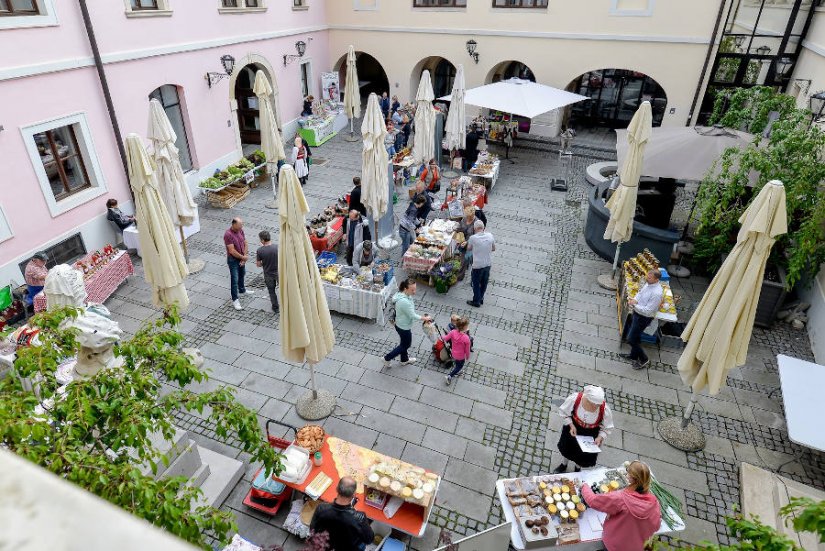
[106,132,824,550]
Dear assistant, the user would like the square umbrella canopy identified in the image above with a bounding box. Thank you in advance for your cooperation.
[439,78,587,119]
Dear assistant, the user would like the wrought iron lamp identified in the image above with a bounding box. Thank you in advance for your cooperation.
[466,39,479,64]
[810,91,825,123]
[733,35,746,51]
[205,55,235,88]
[774,56,793,79]
[755,45,771,56]
[283,40,307,66]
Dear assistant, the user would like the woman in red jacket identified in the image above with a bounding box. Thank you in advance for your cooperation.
[580,461,661,551]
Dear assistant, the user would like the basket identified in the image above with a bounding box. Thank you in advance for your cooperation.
[317,251,337,268]
[295,424,325,454]
[373,261,394,286]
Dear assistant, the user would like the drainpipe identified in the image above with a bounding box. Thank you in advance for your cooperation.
[77,0,130,186]
[687,0,731,126]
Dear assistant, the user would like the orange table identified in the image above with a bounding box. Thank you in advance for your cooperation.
[275,439,440,537]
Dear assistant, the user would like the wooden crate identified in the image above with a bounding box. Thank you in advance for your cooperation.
[208,183,250,208]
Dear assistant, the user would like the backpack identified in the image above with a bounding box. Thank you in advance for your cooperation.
[386,301,397,326]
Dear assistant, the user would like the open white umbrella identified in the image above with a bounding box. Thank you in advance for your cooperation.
[343,45,361,141]
[439,78,587,119]
[413,70,436,165]
[125,134,189,312]
[361,93,389,241]
[659,180,787,451]
[598,102,653,290]
[278,164,336,419]
[254,70,286,209]
[443,64,466,177]
[147,99,203,273]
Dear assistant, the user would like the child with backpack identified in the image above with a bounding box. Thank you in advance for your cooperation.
[442,317,471,386]
[449,313,474,351]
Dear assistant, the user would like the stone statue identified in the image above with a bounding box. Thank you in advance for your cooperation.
[44,264,87,310]
[60,305,123,379]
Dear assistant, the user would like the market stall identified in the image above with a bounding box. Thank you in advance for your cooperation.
[308,200,348,253]
[198,155,266,209]
[298,101,346,147]
[616,250,678,339]
[497,465,685,550]
[248,434,441,537]
[401,219,458,276]
[392,147,416,187]
[34,248,134,312]
[443,176,487,216]
[469,151,501,192]
[319,260,395,323]
[123,213,200,258]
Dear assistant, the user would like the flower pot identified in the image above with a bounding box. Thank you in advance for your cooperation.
[754,264,787,328]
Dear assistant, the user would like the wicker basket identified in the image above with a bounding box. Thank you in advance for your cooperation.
[207,183,250,208]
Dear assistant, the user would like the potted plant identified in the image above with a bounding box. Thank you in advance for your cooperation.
[692,87,825,327]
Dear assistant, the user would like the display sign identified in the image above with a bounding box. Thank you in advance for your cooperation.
[320,72,340,102]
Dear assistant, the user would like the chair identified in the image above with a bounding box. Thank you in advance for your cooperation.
[108,219,126,249]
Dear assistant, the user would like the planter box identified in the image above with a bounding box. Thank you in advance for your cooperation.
[755,265,787,328]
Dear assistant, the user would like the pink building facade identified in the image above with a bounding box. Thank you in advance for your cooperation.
[0,0,329,284]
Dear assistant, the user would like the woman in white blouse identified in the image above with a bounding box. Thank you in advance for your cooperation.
[554,385,615,473]
[291,136,309,187]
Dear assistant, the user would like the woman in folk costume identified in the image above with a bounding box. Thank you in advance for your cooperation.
[555,385,614,473]
[291,136,309,187]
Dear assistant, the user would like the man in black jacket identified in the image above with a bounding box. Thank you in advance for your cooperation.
[348,176,367,217]
[310,477,374,551]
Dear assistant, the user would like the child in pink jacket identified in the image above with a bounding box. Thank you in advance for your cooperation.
[580,461,661,551]
[443,317,471,386]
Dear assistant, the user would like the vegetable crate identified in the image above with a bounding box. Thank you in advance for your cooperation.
[207,183,250,209]
[317,251,337,268]
[242,419,297,516]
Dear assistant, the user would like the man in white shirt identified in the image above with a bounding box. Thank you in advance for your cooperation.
[466,220,495,308]
[620,268,663,370]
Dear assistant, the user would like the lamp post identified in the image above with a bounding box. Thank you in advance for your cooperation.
[810,91,825,126]
[205,55,235,88]
[466,39,479,64]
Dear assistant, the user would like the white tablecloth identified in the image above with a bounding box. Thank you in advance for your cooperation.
[471,160,500,190]
[777,354,825,452]
[123,213,200,257]
[333,111,349,133]
[324,277,395,324]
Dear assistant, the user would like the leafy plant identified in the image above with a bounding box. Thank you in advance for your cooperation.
[0,307,280,549]
[262,530,330,551]
[692,86,825,289]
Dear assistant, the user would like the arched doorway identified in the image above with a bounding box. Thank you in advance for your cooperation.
[410,56,457,100]
[334,51,390,102]
[486,60,536,84]
[566,69,667,129]
[234,64,264,147]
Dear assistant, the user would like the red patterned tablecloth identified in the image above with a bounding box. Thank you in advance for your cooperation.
[310,216,344,253]
[402,249,445,274]
[34,251,135,312]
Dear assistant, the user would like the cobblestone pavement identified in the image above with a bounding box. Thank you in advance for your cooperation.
[105,130,824,550]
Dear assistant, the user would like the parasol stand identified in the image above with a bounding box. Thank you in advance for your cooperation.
[296,361,336,420]
[442,149,459,179]
[265,167,278,209]
[657,389,706,452]
[596,242,623,291]
[179,226,205,273]
[344,117,360,142]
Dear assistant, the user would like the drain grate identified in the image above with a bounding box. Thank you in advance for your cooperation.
[311,157,329,166]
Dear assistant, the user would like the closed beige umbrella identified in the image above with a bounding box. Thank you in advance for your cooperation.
[125,134,189,311]
[361,93,389,237]
[278,164,336,419]
[660,180,787,451]
[597,101,653,290]
[147,99,203,273]
[413,70,436,165]
[444,64,466,178]
[254,70,286,210]
[343,45,361,140]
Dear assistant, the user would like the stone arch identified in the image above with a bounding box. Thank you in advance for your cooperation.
[332,50,390,102]
[409,56,458,101]
[485,60,536,84]
[227,53,279,154]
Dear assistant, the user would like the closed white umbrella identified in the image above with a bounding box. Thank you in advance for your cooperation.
[254,71,285,210]
[413,70,436,165]
[660,180,787,451]
[343,45,361,140]
[278,164,336,419]
[147,99,203,273]
[444,64,466,177]
[361,93,389,239]
[125,134,189,311]
[597,102,653,290]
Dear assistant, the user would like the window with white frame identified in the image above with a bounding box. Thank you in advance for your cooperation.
[221,0,261,7]
[0,0,57,29]
[609,0,654,16]
[22,113,108,217]
[124,0,172,17]
[0,205,12,244]
[293,0,307,7]
[149,84,193,171]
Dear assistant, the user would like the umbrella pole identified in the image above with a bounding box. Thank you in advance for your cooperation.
[344,117,360,142]
[443,149,459,179]
[597,242,622,291]
[296,361,336,420]
[657,388,706,451]
[179,225,205,274]
[265,173,278,209]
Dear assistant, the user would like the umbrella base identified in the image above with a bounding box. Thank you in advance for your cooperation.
[343,133,361,142]
[296,389,336,420]
[667,264,691,278]
[188,258,206,274]
[182,347,204,368]
[597,273,618,291]
[264,200,278,209]
[657,416,706,452]
[442,170,459,179]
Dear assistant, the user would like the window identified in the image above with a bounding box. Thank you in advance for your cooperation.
[22,113,108,217]
[0,0,39,15]
[124,0,170,16]
[222,0,259,6]
[493,0,547,6]
[130,0,158,9]
[413,0,466,7]
[293,0,307,7]
[300,61,312,99]
[17,234,86,274]
[33,126,91,200]
[149,85,193,171]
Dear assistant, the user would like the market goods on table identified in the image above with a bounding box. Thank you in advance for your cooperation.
[364,458,438,508]
[295,425,325,454]
[74,244,118,277]
[318,264,386,293]
[622,249,677,315]
[392,147,412,165]
[199,155,264,191]
[504,474,585,545]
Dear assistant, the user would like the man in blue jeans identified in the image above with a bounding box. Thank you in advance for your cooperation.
[224,217,253,311]
[620,268,663,369]
[466,220,495,308]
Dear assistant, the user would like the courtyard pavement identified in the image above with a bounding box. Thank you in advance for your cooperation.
[104,130,824,549]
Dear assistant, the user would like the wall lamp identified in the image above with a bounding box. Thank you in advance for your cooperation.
[755,45,771,56]
[466,39,479,64]
[810,91,825,123]
[284,40,307,66]
[733,35,746,51]
[774,56,793,79]
[205,55,235,88]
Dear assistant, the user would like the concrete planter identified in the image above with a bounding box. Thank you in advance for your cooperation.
[755,264,787,328]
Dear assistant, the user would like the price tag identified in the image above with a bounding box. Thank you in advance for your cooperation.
[244,170,254,184]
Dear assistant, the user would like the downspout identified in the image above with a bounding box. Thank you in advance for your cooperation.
[687,0,731,126]
[77,0,130,186]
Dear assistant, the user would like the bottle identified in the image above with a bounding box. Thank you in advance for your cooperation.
[313,451,323,467]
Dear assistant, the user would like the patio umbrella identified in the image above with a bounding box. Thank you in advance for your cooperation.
[125,134,189,312]
[659,180,787,451]
[443,64,466,177]
[147,99,203,273]
[361,93,389,242]
[278,164,336,419]
[597,101,653,290]
[438,78,587,119]
[413,69,436,165]
[343,45,361,141]
[254,70,286,209]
